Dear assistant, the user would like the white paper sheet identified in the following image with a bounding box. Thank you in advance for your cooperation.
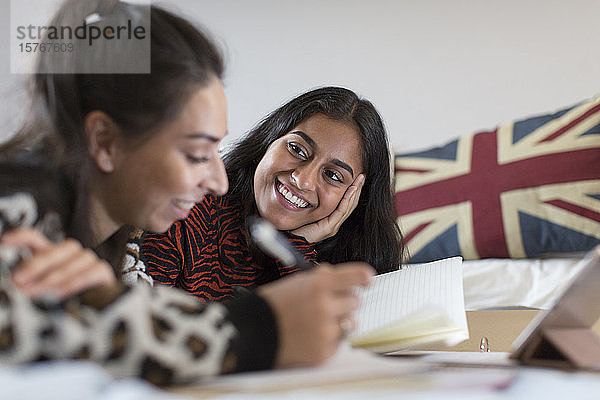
[352,257,467,339]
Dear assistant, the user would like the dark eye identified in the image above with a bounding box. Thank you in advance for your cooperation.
[287,142,308,159]
[324,169,343,183]
[186,154,209,164]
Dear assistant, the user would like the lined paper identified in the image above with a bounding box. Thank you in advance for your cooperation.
[351,257,466,337]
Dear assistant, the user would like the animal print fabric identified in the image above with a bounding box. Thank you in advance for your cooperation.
[0,282,237,385]
[0,163,278,385]
[122,228,154,287]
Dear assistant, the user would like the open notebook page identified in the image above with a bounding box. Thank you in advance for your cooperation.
[351,257,467,337]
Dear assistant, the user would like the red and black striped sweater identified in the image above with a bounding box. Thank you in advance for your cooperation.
[141,194,318,302]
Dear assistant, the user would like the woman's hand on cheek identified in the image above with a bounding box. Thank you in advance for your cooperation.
[291,174,365,243]
[3,228,117,300]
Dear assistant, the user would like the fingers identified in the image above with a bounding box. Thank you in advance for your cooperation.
[52,261,116,299]
[258,261,374,368]
[19,247,115,299]
[327,174,366,233]
[1,227,52,252]
[317,262,374,289]
[315,264,372,323]
[292,174,365,243]
[12,238,83,287]
[3,229,117,299]
[345,173,365,213]
[346,173,366,203]
[340,173,365,217]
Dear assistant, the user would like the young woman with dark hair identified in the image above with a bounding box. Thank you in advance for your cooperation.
[0,0,372,386]
[226,86,404,269]
[142,86,404,302]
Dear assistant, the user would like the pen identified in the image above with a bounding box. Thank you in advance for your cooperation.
[246,216,314,270]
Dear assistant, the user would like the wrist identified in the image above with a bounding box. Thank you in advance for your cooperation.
[223,289,278,372]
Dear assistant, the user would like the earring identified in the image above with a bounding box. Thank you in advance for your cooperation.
[100,158,113,172]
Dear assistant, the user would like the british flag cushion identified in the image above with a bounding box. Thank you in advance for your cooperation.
[394,96,600,263]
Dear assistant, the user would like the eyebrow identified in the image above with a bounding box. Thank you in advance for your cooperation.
[184,132,221,142]
[332,159,354,178]
[290,130,354,178]
[290,130,315,148]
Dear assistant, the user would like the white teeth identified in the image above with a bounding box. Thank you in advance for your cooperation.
[277,183,309,208]
[175,200,194,210]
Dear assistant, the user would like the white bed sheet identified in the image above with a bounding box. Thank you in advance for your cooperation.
[461,257,587,311]
[0,361,181,400]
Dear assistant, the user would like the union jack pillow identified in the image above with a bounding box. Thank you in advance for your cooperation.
[394,96,600,263]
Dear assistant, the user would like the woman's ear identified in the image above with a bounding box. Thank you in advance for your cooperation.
[85,111,119,173]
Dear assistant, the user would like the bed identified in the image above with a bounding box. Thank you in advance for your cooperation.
[394,94,600,312]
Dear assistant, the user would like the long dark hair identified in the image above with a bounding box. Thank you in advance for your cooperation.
[223,87,405,273]
[1,0,224,268]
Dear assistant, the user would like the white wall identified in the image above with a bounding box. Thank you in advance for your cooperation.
[2,0,600,152]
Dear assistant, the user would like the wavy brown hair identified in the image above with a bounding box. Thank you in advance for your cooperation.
[223,87,405,273]
[1,1,224,268]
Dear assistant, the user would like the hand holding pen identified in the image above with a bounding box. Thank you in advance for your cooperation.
[247,216,314,270]
[247,216,372,343]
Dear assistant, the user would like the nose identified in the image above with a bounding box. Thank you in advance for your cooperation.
[291,162,319,191]
[203,155,229,196]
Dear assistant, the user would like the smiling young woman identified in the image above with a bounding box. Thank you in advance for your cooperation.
[254,114,363,231]
[142,86,405,302]
[0,0,373,386]
[89,78,229,237]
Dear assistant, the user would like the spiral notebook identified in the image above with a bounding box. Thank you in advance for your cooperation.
[349,256,468,353]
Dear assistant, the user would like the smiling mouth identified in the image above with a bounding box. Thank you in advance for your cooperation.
[276,181,310,208]
[173,199,196,211]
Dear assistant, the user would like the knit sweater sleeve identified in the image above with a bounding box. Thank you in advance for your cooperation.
[274,232,318,276]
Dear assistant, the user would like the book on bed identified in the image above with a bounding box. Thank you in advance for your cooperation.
[349,256,468,353]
